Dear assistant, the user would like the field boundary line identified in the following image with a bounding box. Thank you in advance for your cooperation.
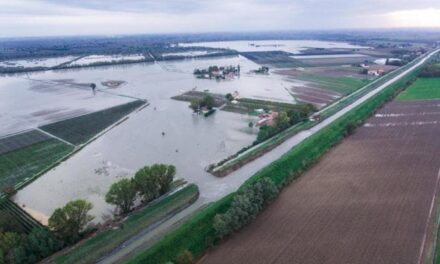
[35,127,76,147]
[213,49,439,173]
[418,168,440,264]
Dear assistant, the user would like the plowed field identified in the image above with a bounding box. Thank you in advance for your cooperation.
[201,99,440,264]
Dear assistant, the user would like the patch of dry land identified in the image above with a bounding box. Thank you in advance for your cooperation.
[201,99,440,264]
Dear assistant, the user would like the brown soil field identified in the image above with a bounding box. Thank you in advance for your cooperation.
[201,99,440,264]
[277,66,368,79]
[290,86,341,106]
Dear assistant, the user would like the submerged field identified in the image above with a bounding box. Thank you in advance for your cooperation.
[0,130,74,191]
[397,77,440,101]
[39,100,146,145]
[6,40,384,222]
[201,98,440,264]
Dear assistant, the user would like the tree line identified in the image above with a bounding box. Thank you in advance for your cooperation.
[0,163,176,264]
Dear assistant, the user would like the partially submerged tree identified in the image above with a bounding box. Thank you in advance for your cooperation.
[133,164,176,202]
[48,199,94,244]
[105,178,137,215]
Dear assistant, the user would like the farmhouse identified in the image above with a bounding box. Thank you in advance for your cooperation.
[256,111,278,127]
[368,64,397,76]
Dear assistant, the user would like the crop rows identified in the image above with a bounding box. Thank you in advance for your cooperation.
[39,100,146,145]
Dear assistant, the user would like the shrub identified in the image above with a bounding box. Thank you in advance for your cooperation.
[213,178,278,239]
[176,250,194,264]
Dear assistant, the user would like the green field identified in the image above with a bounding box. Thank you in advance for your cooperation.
[0,199,43,233]
[0,139,74,191]
[296,73,370,95]
[397,77,440,101]
[40,100,146,145]
[128,67,418,264]
[53,184,199,264]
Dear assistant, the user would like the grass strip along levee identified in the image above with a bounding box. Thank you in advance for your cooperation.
[212,52,431,176]
[127,63,424,264]
[39,100,146,146]
[52,184,199,264]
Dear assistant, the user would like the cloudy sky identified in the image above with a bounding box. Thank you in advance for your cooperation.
[1,0,440,37]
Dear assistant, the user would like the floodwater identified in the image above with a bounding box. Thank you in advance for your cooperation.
[8,41,370,222]
[70,54,146,66]
[0,76,134,137]
[11,55,278,221]
[0,56,77,68]
[180,40,370,53]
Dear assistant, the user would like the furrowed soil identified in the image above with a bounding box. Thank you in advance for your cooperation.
[201,99,440,264]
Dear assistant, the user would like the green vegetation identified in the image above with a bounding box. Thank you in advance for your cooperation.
[40,100,145,145]
[296,73,369,94]
[189,95,215,112]
[0,199,42,234]
[256,111,305,143]
[134,164,176,203]
[213,59,419,175]
[397,77,440,101]
[48,200,94,245]
[213,178,278,239]
[0,199,61,264]
[53,184,199,264]
[128,63,420,264]
[0,139,74,192]
[0,227,63,264]
[419,64,440,78]
[106,179,137,215]
[241,51,308,68]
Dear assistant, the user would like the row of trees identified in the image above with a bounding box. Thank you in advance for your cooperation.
[106,164,176,215]
[0,228,63,264]
[0,163,177,263]
[213,178,279,239]
[0,207,65,264]
[419,64,440,78]
[255,109,310,143]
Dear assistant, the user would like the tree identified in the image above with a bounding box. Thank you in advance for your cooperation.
[201,95,215,110]
[189,99,200,112]
[134,166,160,202]
[4,228,63,264]
[133,164,176,201]
[0,232,23,262]
[105,178,137,215]
[213,178,278,239]
[274,111,290,130]
[287,110,302,126]
[150,164,175,195]
[48,200,94,243]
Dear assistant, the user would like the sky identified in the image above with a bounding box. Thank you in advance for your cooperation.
[0,0,440,37]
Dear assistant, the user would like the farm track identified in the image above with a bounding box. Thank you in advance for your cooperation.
[201,100,440,264]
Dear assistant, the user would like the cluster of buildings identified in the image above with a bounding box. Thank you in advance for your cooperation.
[193,65,241,80]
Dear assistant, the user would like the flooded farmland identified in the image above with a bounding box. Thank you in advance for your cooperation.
[2,41,371,222]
